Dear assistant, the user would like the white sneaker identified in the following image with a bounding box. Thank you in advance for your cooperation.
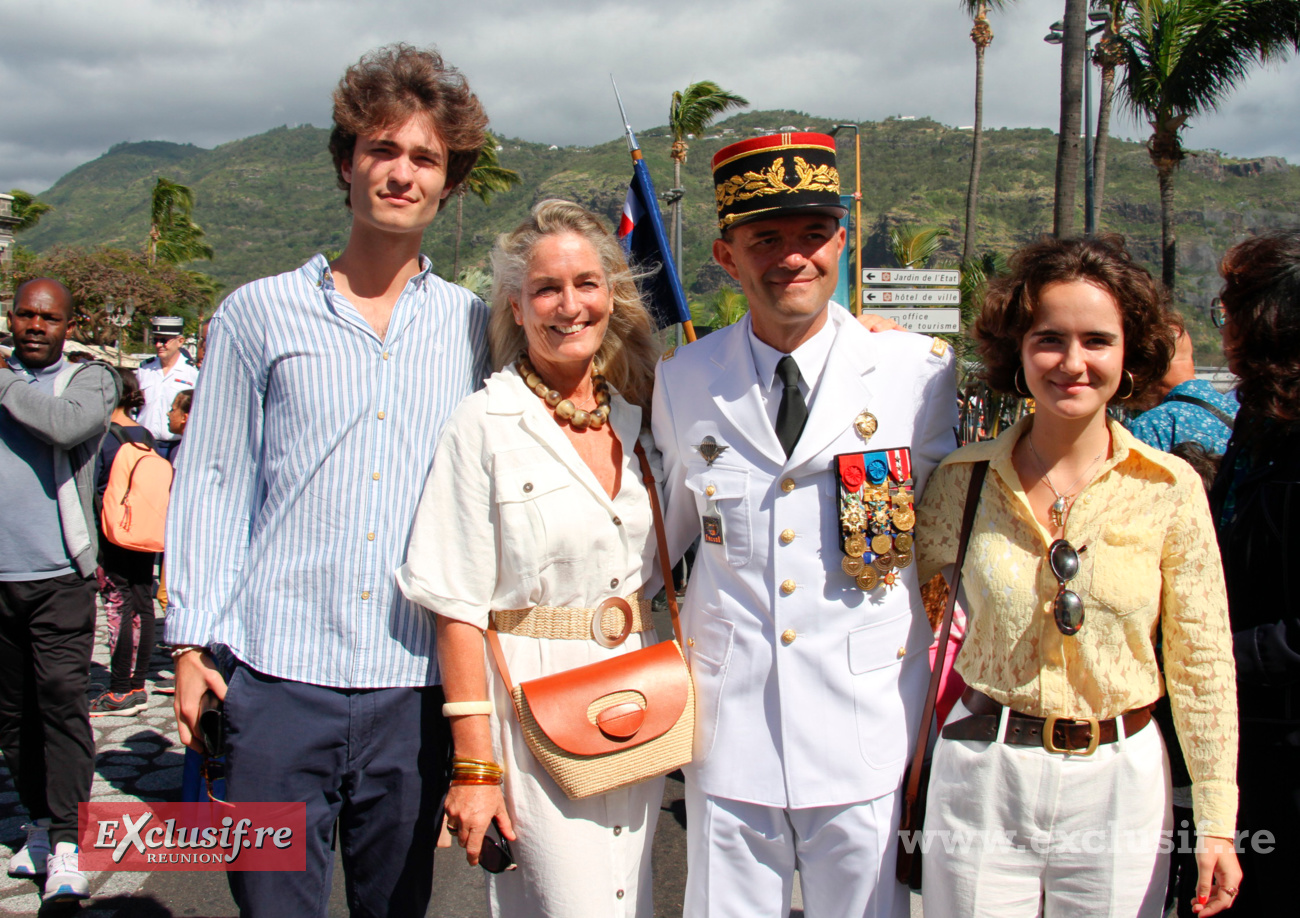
[7,819,49,877]
[42,842,89,903]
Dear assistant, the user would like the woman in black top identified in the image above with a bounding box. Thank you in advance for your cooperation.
[1208,229,1300,914]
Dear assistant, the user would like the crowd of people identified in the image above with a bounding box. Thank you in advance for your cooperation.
[1,40,1296,918]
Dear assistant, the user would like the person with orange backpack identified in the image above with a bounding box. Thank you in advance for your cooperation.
[90,369,170,717]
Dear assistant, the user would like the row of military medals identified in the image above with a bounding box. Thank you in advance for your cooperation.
[836,412,915,592]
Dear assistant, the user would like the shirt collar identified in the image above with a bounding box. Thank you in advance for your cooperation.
[747,312,837,395]
[312,253,434,290]
[6,355,66,381]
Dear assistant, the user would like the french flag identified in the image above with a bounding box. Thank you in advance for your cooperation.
[617,156,691,330]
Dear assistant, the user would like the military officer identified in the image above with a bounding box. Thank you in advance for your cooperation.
[651,133,958,918]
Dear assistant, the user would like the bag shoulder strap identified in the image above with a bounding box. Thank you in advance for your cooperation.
[484,439,683,695]
[901,460,989,812]
[1166,392,1235,431]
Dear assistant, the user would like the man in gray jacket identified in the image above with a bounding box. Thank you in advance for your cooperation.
[0,278,116,903]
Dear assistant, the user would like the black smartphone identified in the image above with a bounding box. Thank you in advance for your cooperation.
[479,819,516,874]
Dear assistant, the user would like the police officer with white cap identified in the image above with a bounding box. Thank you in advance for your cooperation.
[136,315,197,461]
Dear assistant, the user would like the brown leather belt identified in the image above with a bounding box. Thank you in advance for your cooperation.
[941,687,1153,756]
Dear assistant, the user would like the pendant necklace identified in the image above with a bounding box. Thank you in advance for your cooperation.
[1027,434,1103,529]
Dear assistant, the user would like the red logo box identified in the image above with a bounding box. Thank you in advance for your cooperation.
[80,802,306,871]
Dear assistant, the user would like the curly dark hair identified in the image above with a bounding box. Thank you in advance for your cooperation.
[974,235,1175,409]
[1218,229,1300,424]
[327,44,488,210]
[116,368,146,414]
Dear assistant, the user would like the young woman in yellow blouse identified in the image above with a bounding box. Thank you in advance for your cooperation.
[917,236,1241,917]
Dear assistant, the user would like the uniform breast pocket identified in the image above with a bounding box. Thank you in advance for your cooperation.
[494,462,577,576]
[684,463,751,567]
[1087,526,1162,616]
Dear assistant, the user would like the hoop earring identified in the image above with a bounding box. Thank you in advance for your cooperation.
[1117,369,1135,401]
[1014,366,1031,398]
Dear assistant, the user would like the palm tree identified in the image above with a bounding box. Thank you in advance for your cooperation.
[149,177,214,265]
[1117,0,1300,289]
[960,1,1015,262]
[1089,0,1129,232]
[890,224,953,269]
[452,133,521,278]
[8,190,52,233]
[1054,0,1090,237]
[668,82,748,277]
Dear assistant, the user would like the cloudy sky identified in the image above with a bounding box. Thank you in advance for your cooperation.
[4,0,1300,193]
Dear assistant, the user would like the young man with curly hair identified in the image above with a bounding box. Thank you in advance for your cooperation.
[166,45,491,916]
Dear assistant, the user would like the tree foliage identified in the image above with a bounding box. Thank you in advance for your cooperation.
[959,1,1015,261]
[453,133,523,277]
[8,190,52,233]
[149,177,214,265]
[890,224,952,269]
[669,82,750,166]
[13,246,214,345]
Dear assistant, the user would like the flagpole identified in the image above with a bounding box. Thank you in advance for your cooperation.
[612,76,696,343]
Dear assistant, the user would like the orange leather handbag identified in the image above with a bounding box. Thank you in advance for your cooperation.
[486,443,695,800]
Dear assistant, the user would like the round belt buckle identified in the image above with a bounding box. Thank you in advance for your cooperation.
[591,597,633,648]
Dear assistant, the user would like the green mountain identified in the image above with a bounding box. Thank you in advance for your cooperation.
[21,111,1300,360]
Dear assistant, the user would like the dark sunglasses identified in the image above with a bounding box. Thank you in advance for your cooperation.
[1048,539,1086,636]
[479,819,516,874]
[1210,297,1227,328]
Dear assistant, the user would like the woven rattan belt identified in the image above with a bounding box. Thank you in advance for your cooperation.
[492,591,650,647]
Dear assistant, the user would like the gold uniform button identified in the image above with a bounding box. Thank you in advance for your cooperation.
[781,478,796,493]
[687,638,695,647]
[705,484,716,497]
[377,411,385,420]
[780,579,796,595]
[361,591,371,600]
[780,529,796,544]
[781,629,797,645]
[367,532,375,541]
[897,646,907,659]
[372,472,381,481]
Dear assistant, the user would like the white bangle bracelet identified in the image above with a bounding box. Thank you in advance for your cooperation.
[442,701,494,717]
[170,645,206,660]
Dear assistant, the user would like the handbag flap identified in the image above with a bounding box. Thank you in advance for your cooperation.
[519,641,689,756]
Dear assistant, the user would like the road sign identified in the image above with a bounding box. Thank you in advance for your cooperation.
[868,308,961,334]
[861,268,961,286]
[861,288,961,305]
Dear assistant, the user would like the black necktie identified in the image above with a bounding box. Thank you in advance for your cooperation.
[774,355,808,457]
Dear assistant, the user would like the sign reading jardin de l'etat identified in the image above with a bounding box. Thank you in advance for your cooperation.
[861,268,961,286]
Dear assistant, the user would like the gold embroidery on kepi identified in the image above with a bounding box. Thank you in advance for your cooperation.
[711,132,849,231]
[834,447,916,592]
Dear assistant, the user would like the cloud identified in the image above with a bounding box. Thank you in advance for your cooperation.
[2,0,1298,192]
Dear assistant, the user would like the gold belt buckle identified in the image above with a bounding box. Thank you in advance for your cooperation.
[1043,714,1100,755]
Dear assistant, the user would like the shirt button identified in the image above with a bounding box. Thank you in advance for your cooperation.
[612,516,622,526]
[610,578,620,589]
[705,484,716,497]
[367,532,375,541]
[361,591,371,600]
[372,472,381,481]
[523,482,533,493]
[383,352,390,360]
[781,629,797,645]
[781,478,796,493]
[613,826,622,836]
[780,579,796,595]
[616,890,625,900]
[376,411,385,420]
[780,529,796,544]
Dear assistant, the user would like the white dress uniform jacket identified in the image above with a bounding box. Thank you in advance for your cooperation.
[652,304,958,808]
[136,353,198,443]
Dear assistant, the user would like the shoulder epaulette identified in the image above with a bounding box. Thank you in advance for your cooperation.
[662,346,677,362]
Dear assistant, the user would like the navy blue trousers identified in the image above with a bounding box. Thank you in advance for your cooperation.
[222,663,450,918]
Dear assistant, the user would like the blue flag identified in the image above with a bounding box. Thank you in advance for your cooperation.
[617,156,691,330]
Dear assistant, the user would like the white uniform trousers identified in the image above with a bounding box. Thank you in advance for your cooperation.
[922,698,1173,917]
[684,781,910,918]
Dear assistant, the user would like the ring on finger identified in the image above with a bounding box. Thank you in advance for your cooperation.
[1222,886,1239,896]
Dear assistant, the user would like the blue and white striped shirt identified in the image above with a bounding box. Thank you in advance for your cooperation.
[165,254,491,688]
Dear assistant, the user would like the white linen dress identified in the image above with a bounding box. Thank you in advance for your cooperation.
[397,366,666,918]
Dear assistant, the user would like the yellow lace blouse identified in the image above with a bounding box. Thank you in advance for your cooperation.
[917,416,1238,837]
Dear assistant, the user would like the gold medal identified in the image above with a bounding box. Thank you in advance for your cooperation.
[893,487,914,506]
[856,567,880,591]
[844,534,867,558]
[892,508,916,531]
[895,549,913,569]
[862,482,889,503]
[873,552,895,572]
[871,534,894,556]
[853,411,878,443]
[842,555,865,576]
[893,532,914,554]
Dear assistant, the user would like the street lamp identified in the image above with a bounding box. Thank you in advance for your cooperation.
[1046,11,1111,236]
[106,296,136,367]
